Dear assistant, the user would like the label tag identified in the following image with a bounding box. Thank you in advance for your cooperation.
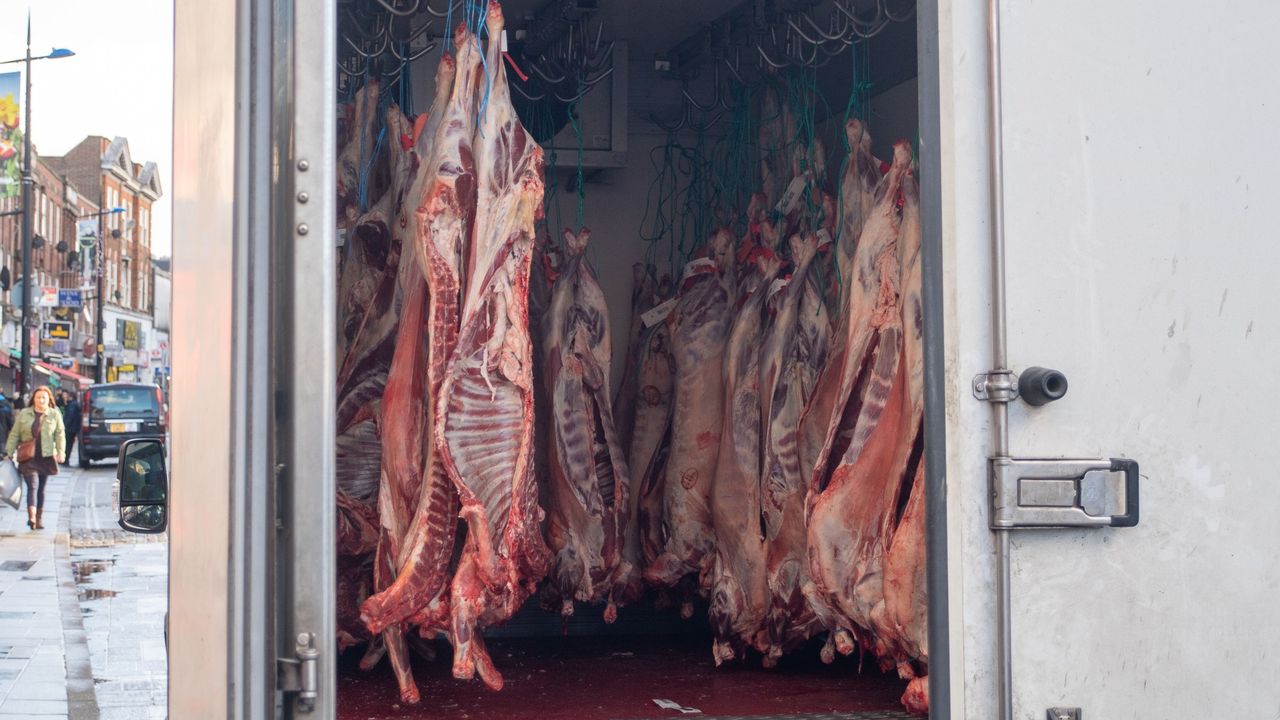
[775,174,808,215]
[641,297,677,328]
[767,277,790,302]
[816,227,832,248]
[681,257,718,281]
[337,228,347,248]
[501,29,509,53]
[652,699,702,715]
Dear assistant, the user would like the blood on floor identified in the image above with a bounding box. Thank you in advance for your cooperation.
[337,631,907,720]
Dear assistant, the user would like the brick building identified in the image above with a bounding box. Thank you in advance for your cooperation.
[46,136,163,382]
[0,147,100,388]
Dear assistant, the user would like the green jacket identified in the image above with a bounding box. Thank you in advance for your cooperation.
[5,406,66,459]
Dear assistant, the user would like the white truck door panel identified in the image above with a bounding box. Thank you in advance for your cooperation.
[942,1,1280,717]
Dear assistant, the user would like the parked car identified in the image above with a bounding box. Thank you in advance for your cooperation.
[79,383,167,468]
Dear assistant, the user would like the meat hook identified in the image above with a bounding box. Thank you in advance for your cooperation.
[373,0,421,17]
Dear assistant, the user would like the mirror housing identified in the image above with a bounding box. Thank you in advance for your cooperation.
[116,438,168,534]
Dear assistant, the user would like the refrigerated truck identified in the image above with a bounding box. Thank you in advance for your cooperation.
[168,0,1280,718]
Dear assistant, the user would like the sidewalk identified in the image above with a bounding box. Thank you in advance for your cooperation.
[0,469,95,719]
[68,468,167,720]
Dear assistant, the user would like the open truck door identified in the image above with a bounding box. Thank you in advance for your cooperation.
[940,2,1280,718]
[173,0,336,717]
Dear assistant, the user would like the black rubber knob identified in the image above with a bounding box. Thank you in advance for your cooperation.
[1019,367,1068,406]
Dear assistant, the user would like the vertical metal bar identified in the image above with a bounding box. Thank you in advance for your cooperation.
[915,0,952,716]
[231,0,276,715]
[986,1,1014,719]
[275,0,337,716]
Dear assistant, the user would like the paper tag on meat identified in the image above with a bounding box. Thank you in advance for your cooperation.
[816,227,833,251]
[642,297,678,328]
[775,174,808,216]
[681,257,718,280]
[652,699,702,714]
[768,276,790,302]
[337,228,347,248]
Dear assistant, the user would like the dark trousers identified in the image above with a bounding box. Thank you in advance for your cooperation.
[66,430,78,460]
[23,473,48,511]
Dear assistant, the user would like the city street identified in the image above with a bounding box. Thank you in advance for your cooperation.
[0,464,167,720]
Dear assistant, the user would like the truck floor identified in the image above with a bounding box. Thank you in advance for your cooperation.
[337,632,910,719]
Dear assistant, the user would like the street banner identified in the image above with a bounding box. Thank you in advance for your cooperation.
[77,219,98,248]
[58,288,82,308]
[0,72,19,200]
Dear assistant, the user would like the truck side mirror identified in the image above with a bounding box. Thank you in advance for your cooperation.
[116,438,168,534]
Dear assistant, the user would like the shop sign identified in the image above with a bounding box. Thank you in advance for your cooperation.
[38,286,58,307]
[57,289,82,308]
[117,364,136,373]
[42,321,72,340]
[119,320,142,350]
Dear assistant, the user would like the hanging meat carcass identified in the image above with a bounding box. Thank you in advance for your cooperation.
[872,163,929,714]
[614,264,661,452]
[707,250,781,665]
[827,118,882,316]
[800,140,913,659]
[337,79,381,232]
[542,228,633,619]
[359,103,425,703]
[644,229,736,593]
[757,233,831,666]
[435,3,550,690]
[360,44,471,648]
[619,276,676,605]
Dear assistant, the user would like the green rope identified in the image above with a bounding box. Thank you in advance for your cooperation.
[570,99,586,233]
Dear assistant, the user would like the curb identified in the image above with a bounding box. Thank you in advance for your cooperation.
[55,469,99,720]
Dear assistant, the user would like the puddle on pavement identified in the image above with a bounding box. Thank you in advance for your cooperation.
[73,559,119,603]
[73,559,115,582]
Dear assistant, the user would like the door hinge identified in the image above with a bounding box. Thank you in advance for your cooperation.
[277,632,319,713]
[973,369,1019,402]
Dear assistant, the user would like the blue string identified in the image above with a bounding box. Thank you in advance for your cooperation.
[444,0,455,53]
[358,125,387,212]
[472,2,493,129]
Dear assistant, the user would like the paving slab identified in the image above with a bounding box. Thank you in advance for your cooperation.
[0,469,95,719]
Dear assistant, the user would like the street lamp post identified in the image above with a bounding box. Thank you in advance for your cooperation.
[78,207,124,384]
[1,15,74,398]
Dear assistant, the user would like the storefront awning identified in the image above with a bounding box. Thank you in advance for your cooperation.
[35,362,92,388]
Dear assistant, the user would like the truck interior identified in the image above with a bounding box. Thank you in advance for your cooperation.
[332,1,935,718]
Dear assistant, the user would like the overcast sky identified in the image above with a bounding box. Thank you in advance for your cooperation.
[0,0,173,257]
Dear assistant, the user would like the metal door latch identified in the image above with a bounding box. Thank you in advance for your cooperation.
[991,457,1139,529]
[1047,709,1082,720]
[278,632,320,712]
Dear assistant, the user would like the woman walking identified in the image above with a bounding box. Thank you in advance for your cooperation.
[4,387,66,529]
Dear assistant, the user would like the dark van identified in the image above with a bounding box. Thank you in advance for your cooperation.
[79,383,167,467]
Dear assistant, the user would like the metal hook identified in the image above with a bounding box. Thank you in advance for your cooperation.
[344,32,390,60]
[510,82,547,102]
[757,42,788,70]
[650,108,687,133]
[883,0,916,23]
[423,0,463,18]
[528,59,567,85]
[372,0,421,17]
[681,65,721,112]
